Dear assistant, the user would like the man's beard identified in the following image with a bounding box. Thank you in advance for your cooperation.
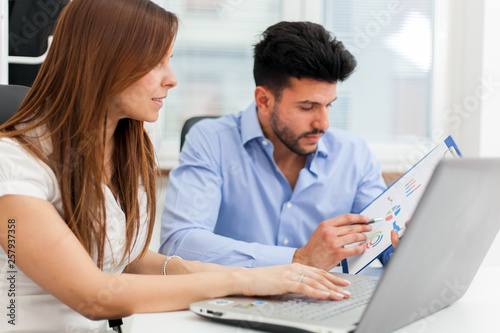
[269,105,323,156]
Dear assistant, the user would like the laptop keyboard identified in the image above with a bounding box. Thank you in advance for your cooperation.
[270,278,378,321]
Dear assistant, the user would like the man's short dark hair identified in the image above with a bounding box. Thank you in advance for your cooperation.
[253,21,356,99]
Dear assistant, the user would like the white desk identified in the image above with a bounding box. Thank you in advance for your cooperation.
[128,266,499,333]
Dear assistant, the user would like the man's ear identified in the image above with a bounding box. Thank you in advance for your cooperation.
[255,86,274,116]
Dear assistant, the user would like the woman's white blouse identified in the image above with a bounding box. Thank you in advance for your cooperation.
[0,122,161,332]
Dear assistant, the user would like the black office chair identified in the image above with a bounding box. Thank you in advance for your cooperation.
[0,84,30,126]
[179,115,219,151]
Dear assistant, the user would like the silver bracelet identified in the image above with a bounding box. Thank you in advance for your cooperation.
[161,255,182,276]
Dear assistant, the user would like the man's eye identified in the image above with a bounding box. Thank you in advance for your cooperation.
[301,106,313,111]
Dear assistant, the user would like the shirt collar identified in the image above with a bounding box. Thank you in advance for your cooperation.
[315,137,328,158]
[240,101,265,145]
[240,100,329,159]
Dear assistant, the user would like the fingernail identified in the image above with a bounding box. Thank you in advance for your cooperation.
[321,291,330,297]
[342,289,351,296]
[362,215,370,221]
[342,279,351,285]
[336,292,345,299]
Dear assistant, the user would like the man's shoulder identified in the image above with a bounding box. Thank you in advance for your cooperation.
[182,112,244,153]
[189,113,241,137]
[179,112,245,167]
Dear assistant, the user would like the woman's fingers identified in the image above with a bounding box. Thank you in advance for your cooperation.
[296,280,345,300]
[243,263,353,301]
[296,274,350,300]
[287,264,351,300]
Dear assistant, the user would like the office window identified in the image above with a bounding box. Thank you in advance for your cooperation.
[324,0,434,143]
[153,0,282,165]
[152,0,434,169]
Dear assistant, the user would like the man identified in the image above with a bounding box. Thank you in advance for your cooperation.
[160,21,395,271]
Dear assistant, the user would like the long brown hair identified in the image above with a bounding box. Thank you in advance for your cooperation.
[0,0,178,268]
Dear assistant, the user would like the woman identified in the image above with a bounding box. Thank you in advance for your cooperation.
[0,0,352,331]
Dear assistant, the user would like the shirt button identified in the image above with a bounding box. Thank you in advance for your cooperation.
[286,202,292,208]
[262,140,268,146]
[283,238,289,245]
[118,238,125,246]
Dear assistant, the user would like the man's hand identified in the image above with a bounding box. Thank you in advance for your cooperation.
[390,220,409,248]
[292,214,372,271]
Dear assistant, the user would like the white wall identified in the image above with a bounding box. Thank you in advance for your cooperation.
[438,0,500,158]
[474,0,500,267]
[433,0,500,267]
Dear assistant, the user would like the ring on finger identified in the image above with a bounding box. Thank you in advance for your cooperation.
[298,274,305,283]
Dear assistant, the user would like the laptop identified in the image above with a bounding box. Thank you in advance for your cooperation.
[190,158,500,333]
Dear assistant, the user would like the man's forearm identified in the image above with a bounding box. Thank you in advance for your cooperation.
[164,228,296,268]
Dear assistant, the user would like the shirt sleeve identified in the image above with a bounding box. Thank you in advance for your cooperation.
[159,125,296,267]
[378,245,394,266]
[0,139,57,201]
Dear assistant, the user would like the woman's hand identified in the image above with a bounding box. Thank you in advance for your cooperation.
[236,263,352,301]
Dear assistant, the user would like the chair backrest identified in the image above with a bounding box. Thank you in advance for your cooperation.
[180,115,219,151]
[0,84,30,126]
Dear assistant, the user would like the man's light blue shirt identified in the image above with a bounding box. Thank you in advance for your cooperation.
[160,102,388,267]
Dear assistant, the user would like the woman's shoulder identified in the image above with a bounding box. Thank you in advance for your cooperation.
[0,135,49,164]
[0,136,59,203]
[0,136,34,160]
